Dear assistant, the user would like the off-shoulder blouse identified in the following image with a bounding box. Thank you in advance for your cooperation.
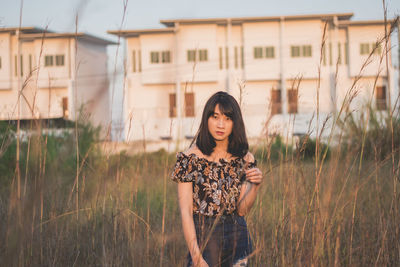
[171,152,257,217]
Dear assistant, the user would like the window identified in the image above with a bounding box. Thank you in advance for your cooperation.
[29,55,32,73]
[376,86,387,110]
[150,51,159,63]
[291,45,312,58]
[162,51,171,63]
[234,46,238,69]
[169,92,195,117]
[45,55,53,66]
[322,44,327,66]
[254,46,275,59]
[219,47,223,69]
[271,89,282,115]
[265,46,275,58]
[241,46,244,69]
[291,46,300,57]
[360,43,370,55]
[337,43,342,64]
[14,55,23,76]
[55,55,64,66]
[62,97,68,117]
[0,56,2,69]
[185,92,195,117]
[138,50,142,72]
[169,93,176,117]
[199,49,208,61]
[372,42,382,55]
[329,43,332,65]
[187,50,196,62]
[254,47,263,59]
[288,89,298,114]
[302,45,312,57]
[20,55,23,76]
[132,50,136,72]
[225,47,229,68]
[345,42,349,65]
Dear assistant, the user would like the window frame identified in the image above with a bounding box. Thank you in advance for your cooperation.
[187,50,196,62]
[291,46,301,58]
[55,54,65,66]
[271,88,282,115]
[375,86,387,110]
[44,55,54,67]
[265,46,275,58]
[161,51,171,63]
[150,51,160,64]
[254,47,263,59]
[287,89,298,114]
[360,43,370,55]
[302,45,312,57]
[198,49,208,62]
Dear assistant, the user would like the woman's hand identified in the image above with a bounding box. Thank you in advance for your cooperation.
[245,167,263,185]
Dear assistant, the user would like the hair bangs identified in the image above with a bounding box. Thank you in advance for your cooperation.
[216,99,234,119]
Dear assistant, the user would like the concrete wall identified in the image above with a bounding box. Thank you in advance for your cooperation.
[75,40,110,134]
[121,18,395,143]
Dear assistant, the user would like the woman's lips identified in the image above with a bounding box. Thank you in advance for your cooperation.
[216,131,224,135]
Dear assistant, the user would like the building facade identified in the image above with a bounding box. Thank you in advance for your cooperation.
[109,13,397,144]
[0,27,114,137]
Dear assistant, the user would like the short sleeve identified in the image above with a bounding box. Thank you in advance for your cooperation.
[239,157,257,183]
[247,159,257,169]
[244,152,257,169]
[170,152,196,183]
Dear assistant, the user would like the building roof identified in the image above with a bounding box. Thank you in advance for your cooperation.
[20,32,116,45]
[339,19,396,27]
[1,26,116,45]
[0,26,52,34]
[108,28,174,37]
[108,13,355,38]
[159,13,355,27]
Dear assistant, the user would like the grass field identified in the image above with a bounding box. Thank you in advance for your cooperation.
[0,112,399,266]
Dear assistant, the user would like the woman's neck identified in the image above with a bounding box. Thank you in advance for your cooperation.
[213,139,229,155]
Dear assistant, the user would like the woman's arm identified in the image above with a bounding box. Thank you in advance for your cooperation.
[237,154,263,216]
[178,182,208,267]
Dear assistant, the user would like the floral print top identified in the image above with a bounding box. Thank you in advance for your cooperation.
[171,152,257,217]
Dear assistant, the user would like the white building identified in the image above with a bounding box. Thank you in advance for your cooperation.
[0,27,114,137]
[109,13,397,145]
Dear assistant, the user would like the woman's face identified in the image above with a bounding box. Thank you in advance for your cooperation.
[207,104,233,143]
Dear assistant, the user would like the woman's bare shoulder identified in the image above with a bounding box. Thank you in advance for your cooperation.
[243,151,255,163]
[183,144,203,157]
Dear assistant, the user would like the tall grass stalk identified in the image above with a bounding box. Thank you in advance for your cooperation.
[1,3,400,266]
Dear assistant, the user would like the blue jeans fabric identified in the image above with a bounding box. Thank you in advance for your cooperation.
[187,213,252,267]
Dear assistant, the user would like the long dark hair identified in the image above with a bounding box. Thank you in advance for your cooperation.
[193,91,248,157]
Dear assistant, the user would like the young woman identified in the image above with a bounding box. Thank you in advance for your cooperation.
[171,91,263,267]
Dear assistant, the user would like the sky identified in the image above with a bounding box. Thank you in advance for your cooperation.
[1,0,399,138]
[1,0,399,38]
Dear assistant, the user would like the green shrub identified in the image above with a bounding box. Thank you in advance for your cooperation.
[338,105,400,161]
[296,135,331,161]
[254,135,293,162]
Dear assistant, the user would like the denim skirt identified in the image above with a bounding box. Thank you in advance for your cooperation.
[187,213,253,267]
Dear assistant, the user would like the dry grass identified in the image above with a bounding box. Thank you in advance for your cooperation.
[1,1,400,266]
[0,133,399,266]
